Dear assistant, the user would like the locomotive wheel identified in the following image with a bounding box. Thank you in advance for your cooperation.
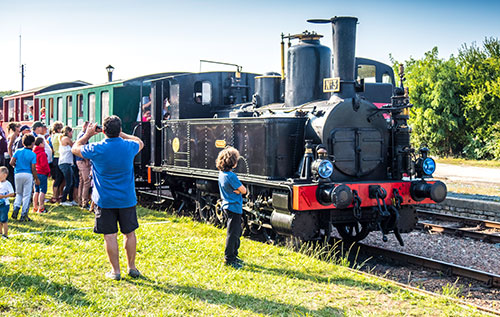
[335,222,370,242]
[196,199,219,225]
[214,203,227,228]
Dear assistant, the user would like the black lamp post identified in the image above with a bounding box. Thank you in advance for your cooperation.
[106,65,115,82]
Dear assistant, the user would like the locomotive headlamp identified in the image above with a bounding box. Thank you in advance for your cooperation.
[422,157,436,175]
[312,159,333,179]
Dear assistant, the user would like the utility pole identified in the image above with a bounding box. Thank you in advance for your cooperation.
[19,33,25,91]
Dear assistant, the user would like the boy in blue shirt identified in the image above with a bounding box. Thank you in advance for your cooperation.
[10,134,40,221]
[216,146,247,269]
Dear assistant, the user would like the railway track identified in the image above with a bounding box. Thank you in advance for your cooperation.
[350,241,500,288]
[416,210,500,244]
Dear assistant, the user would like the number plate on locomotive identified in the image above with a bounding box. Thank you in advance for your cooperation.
[323,77,340,92]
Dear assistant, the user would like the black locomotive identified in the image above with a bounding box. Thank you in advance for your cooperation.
[135,16,447,245]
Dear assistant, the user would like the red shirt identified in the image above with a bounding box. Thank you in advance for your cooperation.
[34,146,51,175]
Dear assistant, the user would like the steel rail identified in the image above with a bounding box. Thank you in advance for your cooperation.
[356,242,500,288]
[417,210,500,230]
[416,221,500,244]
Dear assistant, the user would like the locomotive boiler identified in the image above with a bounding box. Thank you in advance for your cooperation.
[139,16,447,245]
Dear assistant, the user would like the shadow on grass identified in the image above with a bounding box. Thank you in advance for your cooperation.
[245,263,389,291]
[0,271,92,308]
[126,276,343,316]
[8,205,93,234]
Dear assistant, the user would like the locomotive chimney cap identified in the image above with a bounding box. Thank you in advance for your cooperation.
[307,16,358,24]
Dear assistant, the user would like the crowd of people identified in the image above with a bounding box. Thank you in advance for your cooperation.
[0,120,94,226]
[0,115,246,279]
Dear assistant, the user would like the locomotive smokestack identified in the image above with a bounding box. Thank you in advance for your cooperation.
[331,16,358,98]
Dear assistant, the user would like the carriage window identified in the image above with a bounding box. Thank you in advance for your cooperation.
[77,94,84,117]
[23,99,33,121]
[49,98,54,121]
[77,94,84,125]
[357,64,376,83]
[40,99,46,121]
[382,73,393,84]
[67,96,73,125]
[57,97,63,121]
[8,100,14,121]
[101,91,109,124]
[89,93,96,123]
[193,81,212,105]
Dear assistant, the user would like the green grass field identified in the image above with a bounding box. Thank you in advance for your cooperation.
[0,205,487,316]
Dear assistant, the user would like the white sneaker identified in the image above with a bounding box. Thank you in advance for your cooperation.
[70,201,79,206]
[60,201,72,207]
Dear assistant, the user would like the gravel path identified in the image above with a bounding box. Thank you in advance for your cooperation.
[435,163,500,185]
[360,230,500,275]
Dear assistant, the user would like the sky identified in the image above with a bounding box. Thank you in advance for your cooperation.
[0,0,499,91]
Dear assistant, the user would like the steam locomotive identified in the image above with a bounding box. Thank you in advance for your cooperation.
[136,16,447,245]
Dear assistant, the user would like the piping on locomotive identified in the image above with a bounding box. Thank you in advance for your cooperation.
[136,16,447,245]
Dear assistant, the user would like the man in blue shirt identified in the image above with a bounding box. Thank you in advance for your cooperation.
[72,116,143,280]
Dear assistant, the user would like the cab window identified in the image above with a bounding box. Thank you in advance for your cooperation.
[382,73,393,84]
[357,64,376,83]
[194,81,212,105]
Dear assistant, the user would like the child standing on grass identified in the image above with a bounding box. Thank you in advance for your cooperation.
[216,146,247,269]
[0,167,15,238]
[33,137,50,213]
[10,134,40,222]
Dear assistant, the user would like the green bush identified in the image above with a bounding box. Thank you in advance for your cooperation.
[393,38,500,160]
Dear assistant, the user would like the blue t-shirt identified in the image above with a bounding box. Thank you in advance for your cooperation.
[13,148,36,174]
[81,137,140,208]
[218,171,243,214]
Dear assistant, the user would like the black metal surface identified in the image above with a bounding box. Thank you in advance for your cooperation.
[254,74,281,107]
[270,210,319,240]
[331,16,358,98]
[285,34,331,107]
[164,117,306,179]
[151,72,258,120]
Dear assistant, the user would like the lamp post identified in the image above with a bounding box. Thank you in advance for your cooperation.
[106,65,115,82]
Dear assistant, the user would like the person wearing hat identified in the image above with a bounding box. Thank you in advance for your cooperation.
[12,126,31,151]
[32,121,53,165]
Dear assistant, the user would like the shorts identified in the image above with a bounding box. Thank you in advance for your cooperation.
[0,204,9,223]
[35,174,48,193]
[94,205,139,234]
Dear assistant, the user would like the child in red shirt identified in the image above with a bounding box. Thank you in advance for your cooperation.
[33,137,50,213]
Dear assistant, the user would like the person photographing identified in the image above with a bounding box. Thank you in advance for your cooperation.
[72,116,143,280]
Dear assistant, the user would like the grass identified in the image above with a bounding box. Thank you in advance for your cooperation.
[0,204,487,316]
[436,157,500,168]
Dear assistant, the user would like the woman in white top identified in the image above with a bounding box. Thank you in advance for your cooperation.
[59,126,77,206]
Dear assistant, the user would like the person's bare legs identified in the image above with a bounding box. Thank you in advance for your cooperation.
[1,223,7,236]
[123,231,137,271]
[33,192,39,211]
[103,233,120,274]
[38,192,45,211]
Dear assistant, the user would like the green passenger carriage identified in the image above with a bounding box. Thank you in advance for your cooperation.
[35,73,181,139]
